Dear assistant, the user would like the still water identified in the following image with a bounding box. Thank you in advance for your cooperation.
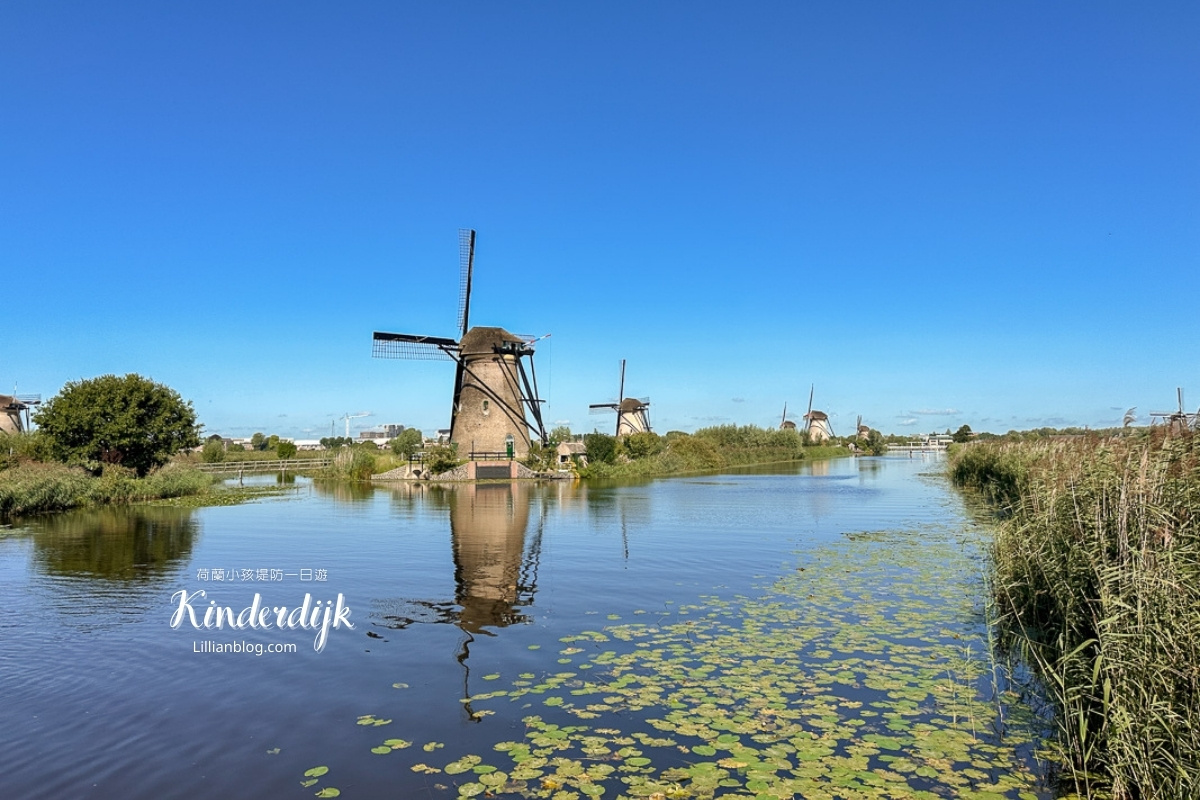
[1,456,1045,799]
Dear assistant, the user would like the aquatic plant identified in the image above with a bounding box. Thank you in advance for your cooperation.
[327,524,1044,799]
[951,433,1200,800]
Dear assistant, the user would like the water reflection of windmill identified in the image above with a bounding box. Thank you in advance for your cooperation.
[371,230,549,459]
[589,359,651,437]
[372,483,545,720]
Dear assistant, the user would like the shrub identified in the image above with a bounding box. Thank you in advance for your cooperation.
[201,439,226,463]
[423,445,462,476]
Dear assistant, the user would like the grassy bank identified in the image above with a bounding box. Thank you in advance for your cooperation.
[578,425,847,480]
[318,448,408,481]
[950,433,1200,799]
[0,461,216,518]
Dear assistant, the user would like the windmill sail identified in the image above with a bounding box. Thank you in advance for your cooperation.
[372,332,459,360]
[458,228,475,338]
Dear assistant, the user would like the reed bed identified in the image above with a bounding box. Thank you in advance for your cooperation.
[950,433,1199,799]
[0,461,215,518]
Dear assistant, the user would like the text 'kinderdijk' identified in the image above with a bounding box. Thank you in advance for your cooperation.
[169,590,354,652]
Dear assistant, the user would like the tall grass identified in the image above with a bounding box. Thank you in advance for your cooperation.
[950,433,1200,799]
[318,448,407,481]
[0,461,215,518]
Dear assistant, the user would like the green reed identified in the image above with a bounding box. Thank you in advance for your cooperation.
[951,433,1199,799]
[0,461,215,518]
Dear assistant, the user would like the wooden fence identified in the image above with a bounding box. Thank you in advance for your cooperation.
[195,457,333,474]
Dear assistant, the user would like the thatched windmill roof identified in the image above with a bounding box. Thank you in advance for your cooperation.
[458,327,524,356]
[619,398,647,412]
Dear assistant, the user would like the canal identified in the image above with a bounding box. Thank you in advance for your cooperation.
[0,455,1046,799]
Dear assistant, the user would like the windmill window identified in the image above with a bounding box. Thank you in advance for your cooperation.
[482,400,490,415]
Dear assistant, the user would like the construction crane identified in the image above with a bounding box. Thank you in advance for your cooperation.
[340,412,370,439]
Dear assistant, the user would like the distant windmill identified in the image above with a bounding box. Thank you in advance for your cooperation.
[856,415,870,440]
[1150,389,1199,436]
[802,385,834,442]
[780,402,796,431]
[341,412,369,439]
[589,359,651,437]
[0,391,40,434]
[372,230,549,457]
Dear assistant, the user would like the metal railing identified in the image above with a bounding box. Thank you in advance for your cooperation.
[466,450,515,461]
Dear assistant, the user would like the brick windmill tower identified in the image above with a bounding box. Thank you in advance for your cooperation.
[372,230,549,460]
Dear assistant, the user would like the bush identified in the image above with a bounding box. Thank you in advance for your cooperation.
[277,441,297,460]
[201,439,226,463]
[664,435,723,471]
[423,445,462,476]
[522,441,555,472]
[0,431,54,469]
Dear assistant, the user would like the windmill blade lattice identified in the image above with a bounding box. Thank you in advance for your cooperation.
[457,228,475,338]
[372,332,459,361]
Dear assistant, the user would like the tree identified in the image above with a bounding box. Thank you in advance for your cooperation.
[624,431,663,459]
[952,424,973,444]
[34,374,200,476]
[390,428,423,458]
[584,432,617,465]
[250,432,266,451]
[266,434,280,451]
[277,441,298,459]
[862,429,887,456]
[548,425,572,446]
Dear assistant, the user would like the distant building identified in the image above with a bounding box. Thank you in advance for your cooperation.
[556,441,588,469]
[0,395,38,434]
[360,424,406,440]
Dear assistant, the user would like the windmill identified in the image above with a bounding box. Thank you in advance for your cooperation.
[372,230,549,458]
[1150,389,1199,436]
[856,415,870,440]
[0,392,40,434]
[589,359,651,437]
[802,385,834,442]
[780,402,797,431]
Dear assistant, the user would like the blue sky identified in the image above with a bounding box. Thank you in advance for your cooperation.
[3,2,1197,439]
